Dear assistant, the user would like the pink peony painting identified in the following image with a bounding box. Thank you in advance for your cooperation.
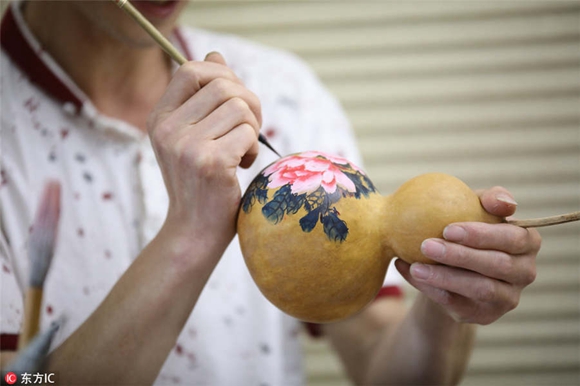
[241,151,376,242]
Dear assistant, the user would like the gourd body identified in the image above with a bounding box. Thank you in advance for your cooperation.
[237,151,393,323]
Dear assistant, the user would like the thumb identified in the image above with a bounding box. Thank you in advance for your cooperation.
[204,51,227,65]
[476,186,518,217]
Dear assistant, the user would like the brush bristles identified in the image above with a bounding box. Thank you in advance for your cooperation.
[28,180,61,288]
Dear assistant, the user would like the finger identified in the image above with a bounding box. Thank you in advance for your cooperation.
[395,259,455,306]
[169,78,262,129]
[215,123,259,169]
[154,61,242,118]
[395,259,520,325]
[421,239,537,285]
[475,186,518,217]
[405,261,519,313]
[197,97,260,140]
[202,52,262,127]
[240,142,260,169]
[442,221,540,255]
[204,51,227,65]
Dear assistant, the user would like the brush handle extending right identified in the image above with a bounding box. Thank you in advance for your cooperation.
[507,210,580,228]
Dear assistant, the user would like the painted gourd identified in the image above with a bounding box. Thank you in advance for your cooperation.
[237,151,501,323]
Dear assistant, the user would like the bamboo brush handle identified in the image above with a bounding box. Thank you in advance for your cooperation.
[18,288,43,351]
[113,0,187,65]
[508,211,580,228]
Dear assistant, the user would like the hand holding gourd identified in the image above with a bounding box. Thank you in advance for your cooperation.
[396,185,541,325]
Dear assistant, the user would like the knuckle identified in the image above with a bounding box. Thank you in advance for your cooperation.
[211,78,232,97]
[180,61,197,75]
[529,229,542,251]
[522,265,537,285]
[238,122,257,137]
[230,96,249,111]
[496,252,515,278]
[474,306,497,325]
[191,148,221,179]
[510,226,535,253]
[514,233,529,253]
[475,281,496,303]
[507,293,520,312]
[179,62,202,87]
[229,98,255,126]
[437,289,453,307]
[151,119,173,145]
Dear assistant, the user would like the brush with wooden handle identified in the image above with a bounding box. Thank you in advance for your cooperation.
[7,317,63,374]
[18,181,61,351]
[112,0,282,158]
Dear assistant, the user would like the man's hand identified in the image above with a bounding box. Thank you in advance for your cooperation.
[395,186,541,325]
[147,52,261,254]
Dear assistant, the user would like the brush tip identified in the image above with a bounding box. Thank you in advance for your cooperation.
[28,180,61,287]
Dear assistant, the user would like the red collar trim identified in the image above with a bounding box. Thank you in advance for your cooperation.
[1,3,84,112]
[1,3,193,115]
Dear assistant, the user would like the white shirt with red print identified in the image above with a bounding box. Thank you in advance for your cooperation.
[0,2,402,385]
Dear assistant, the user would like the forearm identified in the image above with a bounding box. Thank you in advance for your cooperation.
[365,293,476,385]
[45,222,224,385]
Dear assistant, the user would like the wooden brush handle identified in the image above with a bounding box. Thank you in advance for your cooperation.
[113,0,187,65]
[18,288,43,351]
[507,211,580,228]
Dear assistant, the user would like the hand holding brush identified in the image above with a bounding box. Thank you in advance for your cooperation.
[113,0,282,158]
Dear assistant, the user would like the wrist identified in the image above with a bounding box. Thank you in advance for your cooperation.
[153,217,231,279]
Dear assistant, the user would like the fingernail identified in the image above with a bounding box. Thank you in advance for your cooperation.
[496,194,518,206]
[411,263,430,280]
[205,51,218,59]
[443,225,466,242]
[421,239,445,259]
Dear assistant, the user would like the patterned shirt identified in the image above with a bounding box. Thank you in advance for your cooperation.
[0,2,402,385]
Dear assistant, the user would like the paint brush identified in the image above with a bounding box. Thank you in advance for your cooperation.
[112,0,282,158]
[7,317,63,374]
[18,181,61,351]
